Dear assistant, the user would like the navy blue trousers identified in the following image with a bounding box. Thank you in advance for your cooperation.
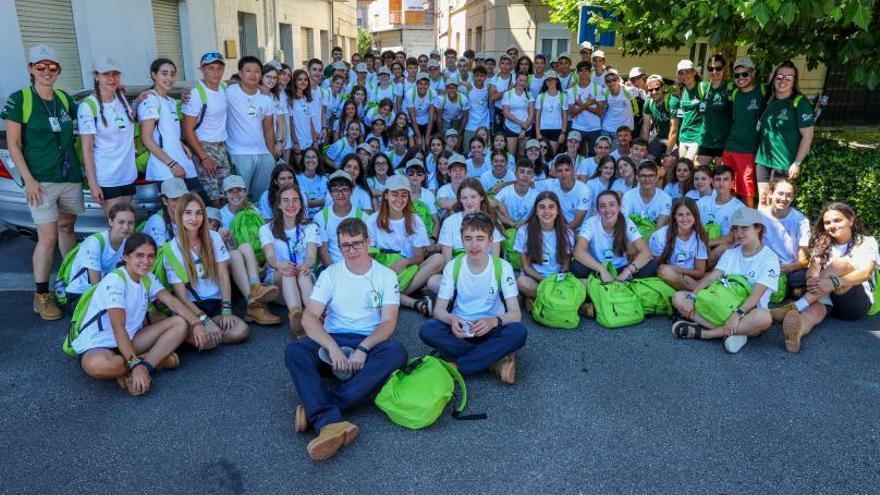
[419,318,527,376]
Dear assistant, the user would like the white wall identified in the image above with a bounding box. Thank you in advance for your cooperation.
[180,0,219,80]
[0,2,29,103]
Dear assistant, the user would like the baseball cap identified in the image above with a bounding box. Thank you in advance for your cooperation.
[385,174,411,192]
[331,61,347,71]
[457,57,469,65]
[543,70,559,81]
[506,44,519,53]
[579,41,593,53]
[29,44,60,65]
[567,130,583,142]
[377,66,392,76]
[592,50,606,59]
[628,67,645,79]
[416,72,430,81]
[405,159,426,172]
[604,68,620,81]
[160,178,188,198]
[357,143,373,153]
[734,57,756,70]
[677,59,695,71]
[429,49,440,57]
[223,175,247,191]
[266,60,282,71]
[427,60,440,69]
[206,207,222,223]
[448,153,467,167]
[730,207,763,227]
[556,53,571,62]
[475,52,486,60]
[328,170,354,185]
[93,55,121,74]
[355,63,368,73]
[446,79,459,87]
[499,54,512,62]
[200,52,225,66]
[595,135,613,146]
[445,128,459,138]
[525,139,540,150]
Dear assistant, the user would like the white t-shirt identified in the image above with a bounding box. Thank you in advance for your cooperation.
[143,212,177,245]
[535,91,567,131]
[258,222,321,278]
[823,237,878,306]
[514,226,574,277]
[322,187,372,213]
[489,73,515,110]
[621,187,672,223]
[648,226,708,270]
[368,83,400,106]
[568,83,605,132]
[435,92,470,123]
[77,95,137,187]
[479,169,515,193]
[181,81,228,142]
[611,177,636,194]
[67,231,125,295]
[138,93,197,181]
[496,185,538,224]
[602,87,637,133]
[225,84,273,155]
[412,188,438,216]
[290,95,316,149]
[438,255,518,321]
[438,211,505,251]
[528,74,547,97]
[314,205,364,264]
[501,88,533,133]
[715,245,781,309]
[165,230,231,301]
[698,195,746,236]
[297,173,329,219]
[70,270,163,354]
[557,73,575,91]
[402,88,435,125]
[760,208,811,265]
[465,85,491,130]
[576,156,598,179]
[586,177,613,207]
[466,158,490,177]
[578,214,642,269]
[366,212,430,258]
[663,182,700,200]
[310,260,400,335]
[536,179,591,223]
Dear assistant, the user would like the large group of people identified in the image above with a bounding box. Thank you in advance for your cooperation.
[2,41,876,461]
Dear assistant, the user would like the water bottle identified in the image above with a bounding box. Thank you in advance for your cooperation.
[54,280,68,307]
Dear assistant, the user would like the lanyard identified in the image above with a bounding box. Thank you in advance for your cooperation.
[286,226,302,265]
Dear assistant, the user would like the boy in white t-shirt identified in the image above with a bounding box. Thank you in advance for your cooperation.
[284,217,406,461]
[420,213,527,384]
[314,171,367,266]
[621,161,672,227]
[495,160,539,228]
[697,165,745,265]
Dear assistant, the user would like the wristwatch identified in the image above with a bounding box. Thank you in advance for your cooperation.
[126,357,144,371]
[734,308,746,318]
[356,345,370,354]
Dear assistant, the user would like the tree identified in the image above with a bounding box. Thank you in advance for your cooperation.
[544,0,879,88]
[357,28,374,56]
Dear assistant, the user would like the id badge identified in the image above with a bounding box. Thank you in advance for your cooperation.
[367,289,382,309]
[247,105,258,117]
[114,116,126,129]
[676,252,687,265]
[48,117,61,133]
[698,101,707,113]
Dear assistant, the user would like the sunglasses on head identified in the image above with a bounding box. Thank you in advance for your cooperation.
[463,212,491,222]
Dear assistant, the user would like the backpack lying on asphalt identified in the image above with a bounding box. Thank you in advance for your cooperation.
[532,272,586,329]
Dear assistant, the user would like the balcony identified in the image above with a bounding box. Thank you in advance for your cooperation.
[389,10,434,27]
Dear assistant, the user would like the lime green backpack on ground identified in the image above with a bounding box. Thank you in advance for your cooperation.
[532,272,587,329]
[694,274,752,327]
[629,214,657,241]
[375,355,485,429]
[54,232,107,306]
[770,273,788,304]
[501,227,521,271]
[588,264,645,329]
[412,199,434,236]
[368,247,419,292]
[231,208,266,264]
[867,269,880,316]
[629,277,676,316]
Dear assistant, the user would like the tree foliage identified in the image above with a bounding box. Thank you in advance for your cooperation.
[544,0,879,88]
[357,28,374,56]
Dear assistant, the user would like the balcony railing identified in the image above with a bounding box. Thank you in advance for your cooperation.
[389,10,433,27]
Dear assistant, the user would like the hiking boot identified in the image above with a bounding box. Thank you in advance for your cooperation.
[770,303,794,323]
[289,309,305,339]
[249,283,279,306]
[306,421,359,461]
[579,301,595,319]
[782,310,804,354]
[33,292,63,320]
[490,354,517,384]
[294,405,309,433]
[245,304,281,326]
[724,334,748,354]
[157,352,180,371]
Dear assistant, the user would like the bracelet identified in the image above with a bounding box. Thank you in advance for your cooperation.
[686,293,697,302]
[830,276,842,288]
[167,160,177,169]
[221,308,232,316]
[221,301,232,309]
[126,357,144,371]
[133,360,155,374]
[356,344,370,354]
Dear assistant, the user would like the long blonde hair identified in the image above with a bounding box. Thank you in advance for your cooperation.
[174,193,218,283]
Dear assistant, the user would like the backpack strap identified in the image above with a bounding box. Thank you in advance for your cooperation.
[21,87,33,124]
[78,269,127,335]
[165,243,202,302]
[84,97,99,125]
[435,357,487,420]
[194,81,208,130]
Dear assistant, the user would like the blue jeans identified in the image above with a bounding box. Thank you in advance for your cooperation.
[419,318,527,375]
[229,153,275,201]
[284,332,407,431]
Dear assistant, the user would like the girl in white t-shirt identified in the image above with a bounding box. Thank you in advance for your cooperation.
[534,73,568,154]
[773,203,877,354]
[436,155,468,216]
[366,153,392,209]
[501,72,534,157]
[586,156,617,215]
[671,207,778,354]
[523,141,549,180]
[259,185,320,337]
[490,132,517,170]
[297,147,328,219]
[259,164,307,221]
[432,150,452,193]
[692,165,715,200]
[425,136,446,186]
[261,64,287,159]
[79,60,138,214]
[332,100,364,144]
[139,59,198,187]
[663,157,700,200]
[405,160,440,242]
[651,198,710,290]
[611,156,637,193]
[480,150,516,195]
[288,69,318,166]
[515,191,575,307]
[72,233,195,396]
[165,193,250,350]
[323,154,374,214]
[577,136,613,182]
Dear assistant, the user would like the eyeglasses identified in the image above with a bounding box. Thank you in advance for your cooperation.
[407,171,425,177]
[463,212,491,222]
[733,71,751,79]
[339,239,366,252]
[775,74,795,82]
[330,187,351,195]
[33,63,60,74]
[539,145,549,150]
[707,66,724,73]
[638,174,657,180]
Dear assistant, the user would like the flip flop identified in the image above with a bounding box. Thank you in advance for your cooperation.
[671,320,702,339]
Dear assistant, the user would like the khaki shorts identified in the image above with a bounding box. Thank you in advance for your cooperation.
[29,182,85,225]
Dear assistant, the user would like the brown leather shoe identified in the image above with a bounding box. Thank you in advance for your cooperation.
[245,304,281,326]
[782,310,803,354]
[33,292,63,320]
[249,283,279,306]
[490,354,516,385]
[770,303,794,323]
[294,405,309,433]
[579,301,595,319]
[306,421,359,461]
[156,352,180,371]
[289,309,305,339]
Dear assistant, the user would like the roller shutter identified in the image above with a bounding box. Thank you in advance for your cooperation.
[15,0,84,91]
[152,0,184,76]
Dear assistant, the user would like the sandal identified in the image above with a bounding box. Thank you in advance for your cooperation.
[671,320,702,339]
[413,296,433,318]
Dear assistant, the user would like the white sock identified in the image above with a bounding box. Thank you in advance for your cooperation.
[794,298,809,312]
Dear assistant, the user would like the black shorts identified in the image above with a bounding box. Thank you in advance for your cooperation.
[502,126,533,138]
[830,287,871,321]
[787,268,807,290]
[697,146,724,158]
[416,123,429,137]
[101,183,137,200]
[541,129,562,141]
[756,164,789,183]
[649,138,675,160]
[195,298,222,318]
[78,346,121,361]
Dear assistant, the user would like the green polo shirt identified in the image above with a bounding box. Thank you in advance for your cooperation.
[642,93,678,140]
[755,94,815,171]
[0,88,83,183]
[671,80,709,144]
[725,84,768,153]
[699,81,733,149]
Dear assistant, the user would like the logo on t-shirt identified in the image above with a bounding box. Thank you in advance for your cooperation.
[748,270,756,279]
[777,108,789,121]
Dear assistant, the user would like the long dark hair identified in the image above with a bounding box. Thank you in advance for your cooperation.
[456,178,504,234]
[809,202,865,267]
[590,155,617,182]
[271,185,307,241]
[268,163,298,214]
[597,190,628,256]
[668,157,695,196]
[340,153,371,196]
[771,60,801,96]
[658,198,709,265]
[149,58,176,90]
[262,64,281,99]
[290,68,312,102]
[525,191,571,269]
[338,100,361,138]
[434,150,452,187]
[368,153,391,178]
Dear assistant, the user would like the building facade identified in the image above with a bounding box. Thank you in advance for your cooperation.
[367,0,435,55]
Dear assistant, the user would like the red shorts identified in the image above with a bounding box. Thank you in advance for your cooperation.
[722,150,757,197]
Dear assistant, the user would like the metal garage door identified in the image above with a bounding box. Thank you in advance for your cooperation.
[15,0,84,91]
[152,0,185,77]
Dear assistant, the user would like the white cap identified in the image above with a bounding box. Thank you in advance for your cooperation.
[579,41,593,52]
[734,57,756,70]
[160,178,188,198]
[544,70,559,80]
[355,63,368,73]
[29,44,60,65]
[628,67,645,79]
[506,44,519,53]
[328,170,354,185]
[416,72,430,81]
[223,175,247,191]
[730,207,763,227]
[93,55,121,73]
[525,139,540,149]
[677,59,695,71]
[206,207,222,223]
[385,174,410,192]
[567,130,583,142]
[475,52,486,59]
[405,159,426,171]
[448,153,467,167]
[357,143,373,153]
[377,66,392,76]
[331,61,347,71]
[427,60,441,69]
[445,128,459,137]
[591,50,606,59]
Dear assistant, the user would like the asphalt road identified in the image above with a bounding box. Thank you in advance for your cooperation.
[1,282,879,494]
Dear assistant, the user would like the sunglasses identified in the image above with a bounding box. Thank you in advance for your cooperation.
[647,86,662,93]
[407,170,425,177]
[733,71,751,79]
[707,66,724,73]
[539,145,549,149]
[33,63,60,74]
[463,212,491,222]
[775,74,795,82]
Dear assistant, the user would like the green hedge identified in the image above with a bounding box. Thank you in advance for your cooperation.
[795,134,880,235]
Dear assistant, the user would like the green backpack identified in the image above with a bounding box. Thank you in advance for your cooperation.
[629,214,657,241]
[532,272,587,329]
[375,355,484,429]
[628,276,676,316]
[412,199,434,235]
[694,274,752,327]
[63,269,153,357]
[54,232,107,306]
[151,241,202,302]
[868,268,880,316]
[501,227,521,271]
[705,222,722,241]
[368,247,419,292]
[588,264,645,329]
[770,273,788,304]
[231,208,266,264]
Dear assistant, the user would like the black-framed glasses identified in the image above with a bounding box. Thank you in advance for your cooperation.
[638,173,657,179]
[707,66,724,73]
[330,187,351,195]
[733,71,751,79]
[339,239,366,252]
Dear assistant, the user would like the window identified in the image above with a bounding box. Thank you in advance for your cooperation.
[475,26,483,51]
[279,23,293,65]
[320,30,329,62]
[578,5,615,47]
[537,23,570,60]
[467,28,472,50]
[689,42,709,74]
[237,11,258,57]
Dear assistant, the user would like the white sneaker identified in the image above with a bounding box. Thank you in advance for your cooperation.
[724,334,748,354]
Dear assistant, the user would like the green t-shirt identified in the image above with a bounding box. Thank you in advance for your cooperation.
[755,94,815,172]
[699,81,733,149]
[671,80,709,144]
[642,93,678,140]
[725,84,768,153]
[0,88,83,183]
